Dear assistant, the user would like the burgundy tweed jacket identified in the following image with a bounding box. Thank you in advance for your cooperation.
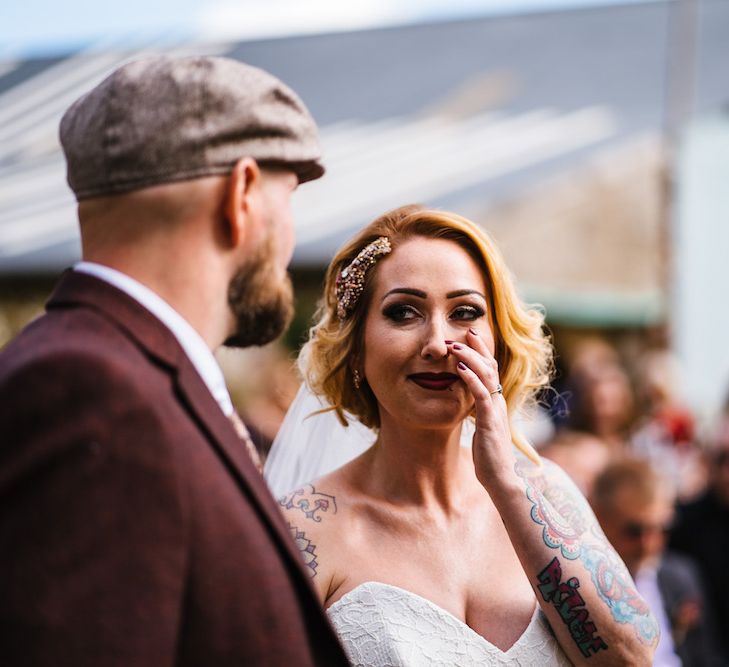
[0,271,349,667]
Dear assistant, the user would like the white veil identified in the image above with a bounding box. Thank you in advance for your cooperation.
[264,383,376,497]
[264,382,477,497]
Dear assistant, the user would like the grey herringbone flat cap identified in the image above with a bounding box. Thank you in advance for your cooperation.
[60,55,324,200]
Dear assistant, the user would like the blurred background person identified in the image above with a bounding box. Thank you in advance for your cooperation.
[557,337,636,456]
[670,415,729,666]
[592,458,720,667]
[633,350,695,451]
[552,338,705,502]
[631,349,706,502]
[539,429,611,497]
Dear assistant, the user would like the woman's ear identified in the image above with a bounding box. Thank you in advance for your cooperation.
[224,157,261,248]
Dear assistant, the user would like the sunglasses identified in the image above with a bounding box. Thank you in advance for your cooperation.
[621,521,672,540]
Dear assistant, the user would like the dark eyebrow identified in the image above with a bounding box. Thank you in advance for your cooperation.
[382,288,426,301]
[446,289,486,301]
[381,288,486,301]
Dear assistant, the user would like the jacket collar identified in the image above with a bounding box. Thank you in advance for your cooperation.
[48,268,185,370]
[47,269,317,584]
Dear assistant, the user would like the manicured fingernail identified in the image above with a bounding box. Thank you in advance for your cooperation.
[445,340,455,344]
[469,328,478,336]
[457,361,467,370]
[452,343,463,350]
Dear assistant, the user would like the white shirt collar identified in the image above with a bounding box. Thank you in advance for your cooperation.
[634,565,681,667]
[74,261,234,417]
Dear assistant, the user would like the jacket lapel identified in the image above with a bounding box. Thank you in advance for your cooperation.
[47,270,317,582]
[173,357,312,570]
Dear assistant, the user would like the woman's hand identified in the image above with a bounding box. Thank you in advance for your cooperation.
[448,328,516,488]
[452,331,658,665]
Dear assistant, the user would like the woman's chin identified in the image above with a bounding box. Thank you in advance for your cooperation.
[376,389,474,431]
[402,405,472,432]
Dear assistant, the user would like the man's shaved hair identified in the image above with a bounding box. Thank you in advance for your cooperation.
[592,458,673,510]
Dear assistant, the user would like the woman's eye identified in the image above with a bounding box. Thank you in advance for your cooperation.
[383,304,419,322]
[451,305,485,321]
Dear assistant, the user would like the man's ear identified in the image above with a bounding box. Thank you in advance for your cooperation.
[224,157,261,248]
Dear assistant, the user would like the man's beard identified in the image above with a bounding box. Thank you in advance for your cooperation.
[224,238,294,348]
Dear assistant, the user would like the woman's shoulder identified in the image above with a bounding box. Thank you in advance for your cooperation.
[277,466,348,531]
[278,475,343,529]
[276,469,355,596]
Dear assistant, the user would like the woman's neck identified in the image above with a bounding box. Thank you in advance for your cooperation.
[362,418,475,514]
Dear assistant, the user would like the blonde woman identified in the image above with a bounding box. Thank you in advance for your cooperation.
[266,206,658,666]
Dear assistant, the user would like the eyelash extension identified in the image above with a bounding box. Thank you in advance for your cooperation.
[382,303,486,322]
[452,305,485,319]
[382,304,418,321]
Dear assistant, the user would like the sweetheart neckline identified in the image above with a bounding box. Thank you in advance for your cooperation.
[327,580,541,657]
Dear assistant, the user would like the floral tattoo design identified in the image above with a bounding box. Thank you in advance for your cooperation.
[287,522,318,577]
[279,484,338,522]
[279,485,338,578]
[516,459,659,647]
[524,470,587,560]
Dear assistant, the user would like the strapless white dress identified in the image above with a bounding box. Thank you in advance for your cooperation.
[327,582,573,666]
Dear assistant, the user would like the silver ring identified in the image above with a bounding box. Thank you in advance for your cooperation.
[490,383,503,396]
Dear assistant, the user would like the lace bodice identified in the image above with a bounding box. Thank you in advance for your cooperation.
[327,582,573,666]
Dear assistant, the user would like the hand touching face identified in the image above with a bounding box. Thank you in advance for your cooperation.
[361,236,495,431]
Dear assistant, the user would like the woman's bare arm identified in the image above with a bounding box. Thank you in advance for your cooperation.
[450,331,658,666]
[492,457,658,665]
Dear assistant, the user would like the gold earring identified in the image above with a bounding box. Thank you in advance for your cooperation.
[353,369,362,389]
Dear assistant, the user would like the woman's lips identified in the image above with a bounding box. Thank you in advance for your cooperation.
[408,373,459,391]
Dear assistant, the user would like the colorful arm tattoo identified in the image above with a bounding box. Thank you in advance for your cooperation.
[515,459,659,646]
[287,522,319,578]
[279,484,337,522]
[537,557,608,657]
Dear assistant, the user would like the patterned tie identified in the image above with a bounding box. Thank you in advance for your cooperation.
[228,410,263,473]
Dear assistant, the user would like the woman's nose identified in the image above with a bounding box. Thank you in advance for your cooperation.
[420,319,450,359]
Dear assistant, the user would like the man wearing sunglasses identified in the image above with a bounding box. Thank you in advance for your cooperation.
[592,458,719,667]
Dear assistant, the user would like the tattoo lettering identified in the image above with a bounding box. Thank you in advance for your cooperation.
[516,459,660,646]
[538,557,608,657]
[279,484,337,522]
[288,522,318,577]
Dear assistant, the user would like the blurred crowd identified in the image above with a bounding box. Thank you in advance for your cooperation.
[539,337,728,666]
[240,335,729,666]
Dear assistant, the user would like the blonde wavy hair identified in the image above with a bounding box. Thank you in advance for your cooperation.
[299,205,553,456]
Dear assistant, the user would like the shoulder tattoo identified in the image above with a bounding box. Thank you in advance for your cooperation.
[279,483,337,522]
[287,522,319,578]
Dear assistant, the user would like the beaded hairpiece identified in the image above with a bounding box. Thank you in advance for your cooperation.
[335,236,392,319]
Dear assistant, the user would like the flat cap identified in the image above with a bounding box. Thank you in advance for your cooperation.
[60,55,324,200]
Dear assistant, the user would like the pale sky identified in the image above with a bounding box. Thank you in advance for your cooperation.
[1,0,659,60]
